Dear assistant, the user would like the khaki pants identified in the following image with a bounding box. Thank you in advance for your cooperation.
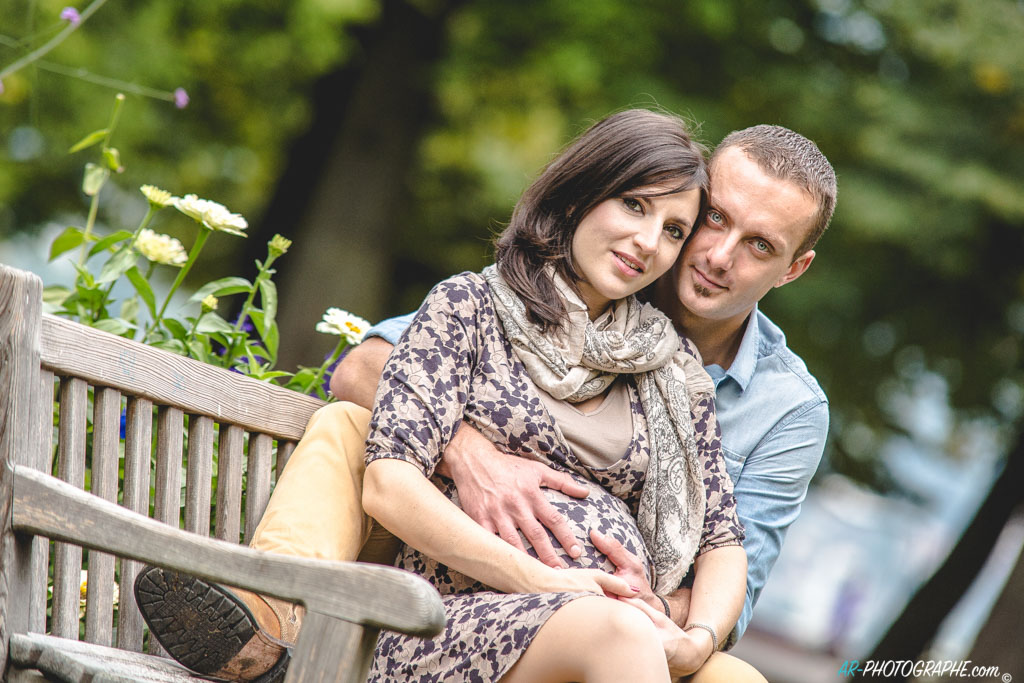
[251,401,765,683]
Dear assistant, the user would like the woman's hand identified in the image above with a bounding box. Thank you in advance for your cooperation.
[524,566,640,599]
[619,598,714,677]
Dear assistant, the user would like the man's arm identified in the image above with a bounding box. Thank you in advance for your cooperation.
[329,315,587,567]
[330,337,394,409]
[728,400,828,639]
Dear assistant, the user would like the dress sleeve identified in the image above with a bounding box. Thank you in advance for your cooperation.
[364,274,484,478]
[674,336,744,555]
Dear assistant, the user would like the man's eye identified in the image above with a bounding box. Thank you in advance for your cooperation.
[707,210,723,224]
[623,197,644,213]
[754,239,770,253]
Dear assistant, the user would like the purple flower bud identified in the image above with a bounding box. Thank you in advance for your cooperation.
[173,87,189,109]
[60,7,81,26]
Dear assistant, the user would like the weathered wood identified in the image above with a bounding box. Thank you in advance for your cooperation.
[155,406,184,528]
[52,377,88,640]
[28,370,54,634]
[0,263,44,672]
[12,466,446,637]
[40,315,324,441]
[245,433,273,544]
[286,609,379,683]
[215,424,244,543]
[277,440,296,480]
[10,632,205,682]
[84,387,121,646]
[117,396,152,653]
[184,415,214,536]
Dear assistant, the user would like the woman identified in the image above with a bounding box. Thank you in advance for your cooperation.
[362,109,746,682]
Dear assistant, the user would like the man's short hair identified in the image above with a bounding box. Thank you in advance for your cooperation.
[713,125,837,259]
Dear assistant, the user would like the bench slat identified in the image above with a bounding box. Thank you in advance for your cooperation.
[117,396,153,653]
[184,415,214,536]
[53,377,87,639]
[28,370,55,634]
[12,466,446,637]
[276,440,295,480]
[245,433,273,544]
[84,386,121,647]
[40,314,323,441]
[215,424,244,543]
[155,406,184,528]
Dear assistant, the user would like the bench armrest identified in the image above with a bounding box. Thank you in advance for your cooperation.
[10,464,444,638]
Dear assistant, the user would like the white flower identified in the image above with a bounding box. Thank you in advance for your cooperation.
[173,194,248,237]
[135,229,188,266]
[316,308,371,345]
[140,184,173,208]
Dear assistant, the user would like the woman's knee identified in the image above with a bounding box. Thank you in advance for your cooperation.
[689,652,767,683]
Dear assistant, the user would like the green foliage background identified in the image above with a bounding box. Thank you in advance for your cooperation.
[3,0,1024,493]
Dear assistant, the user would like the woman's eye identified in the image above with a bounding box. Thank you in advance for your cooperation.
[622,197,644,213]
[665,224,686,240]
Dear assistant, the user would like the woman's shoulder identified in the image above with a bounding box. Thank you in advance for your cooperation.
[418,271,495,323]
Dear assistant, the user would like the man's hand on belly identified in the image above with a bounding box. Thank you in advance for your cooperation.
[438,422,588,568]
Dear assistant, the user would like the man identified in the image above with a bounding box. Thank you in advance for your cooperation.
[137,124,834,682]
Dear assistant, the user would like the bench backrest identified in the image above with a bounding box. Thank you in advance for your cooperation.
[0,263,325,664]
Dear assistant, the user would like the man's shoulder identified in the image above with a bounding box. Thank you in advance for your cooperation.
[750,310,828,408]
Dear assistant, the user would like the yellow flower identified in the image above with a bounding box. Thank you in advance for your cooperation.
[173,194,248,237]
[268,234,292,257]
[135,229,188,266]
[201,295,219,312]
[140,184,173,208]
[316,308,371,345]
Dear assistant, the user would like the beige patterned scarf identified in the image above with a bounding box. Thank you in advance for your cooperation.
[482,265,714,593]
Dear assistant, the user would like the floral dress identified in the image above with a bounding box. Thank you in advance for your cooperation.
[364,272,742,682]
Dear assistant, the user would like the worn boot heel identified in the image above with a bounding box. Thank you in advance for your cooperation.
[134,566,290,682]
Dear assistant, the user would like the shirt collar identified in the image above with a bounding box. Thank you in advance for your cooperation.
[705,305,760,393]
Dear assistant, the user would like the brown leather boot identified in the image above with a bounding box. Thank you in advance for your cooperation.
[135,566,301,682]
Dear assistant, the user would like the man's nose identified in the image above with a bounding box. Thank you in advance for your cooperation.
[706,233,737,270]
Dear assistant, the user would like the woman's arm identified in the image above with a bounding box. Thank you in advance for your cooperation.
[363,457,635,598]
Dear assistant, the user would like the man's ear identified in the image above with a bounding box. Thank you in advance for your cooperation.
[775,249,815,288]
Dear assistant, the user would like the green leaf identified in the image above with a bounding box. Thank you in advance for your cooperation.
[96,248,138,284]
[188,339,210,363]
[125,267,156,318]
[103,147,123,172]
[189,277,253,302]
[258,279,278,335]
[42,286,72,314]
[196,312,236,336]
[71,263,96,288]
[150,339,187,355]
[93,318,134,336]
[82,163,110,197]
[255,371,293,381]
[49,227,86,261]
[119,296,140,324]
[68,128,108,154]
[88,230,135,257]
[248,310,279,361]
[163,318,189,342]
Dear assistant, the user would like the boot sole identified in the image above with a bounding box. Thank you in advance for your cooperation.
[134,566,290,682]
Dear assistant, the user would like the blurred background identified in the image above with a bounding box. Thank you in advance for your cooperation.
[2,0,1023,679]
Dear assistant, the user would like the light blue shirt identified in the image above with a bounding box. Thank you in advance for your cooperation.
[365,305,828,641]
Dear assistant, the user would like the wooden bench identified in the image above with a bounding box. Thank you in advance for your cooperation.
[0,263,445,682]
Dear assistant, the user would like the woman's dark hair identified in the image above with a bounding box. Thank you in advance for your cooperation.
[494,108,709,330]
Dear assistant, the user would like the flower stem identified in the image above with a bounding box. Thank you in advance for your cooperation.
[94,205,158,320]
[224,251,281,367]
[300,339,346,398]
[144,228,210,343]
[77,93,125,266]
[0,0,110,82]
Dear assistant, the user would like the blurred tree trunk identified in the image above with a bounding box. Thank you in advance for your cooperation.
[966,503,1024,678]
[243,0,458,371]
[866,430,1024,679]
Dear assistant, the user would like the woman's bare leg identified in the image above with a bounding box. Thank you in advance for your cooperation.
[501,596,671,683]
